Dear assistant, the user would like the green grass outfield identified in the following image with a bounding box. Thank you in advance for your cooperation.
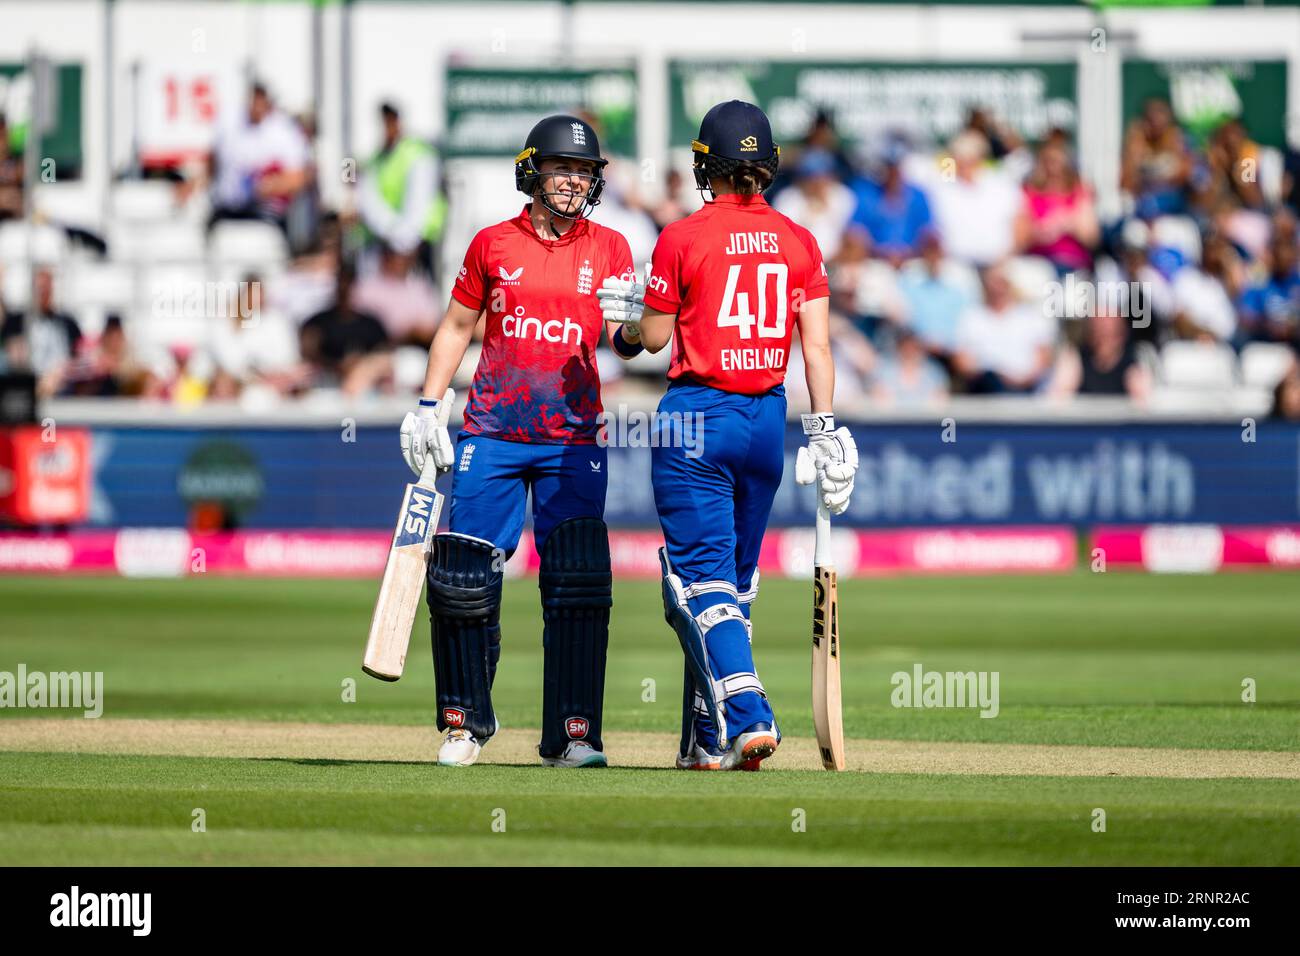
[1,572,1297,865]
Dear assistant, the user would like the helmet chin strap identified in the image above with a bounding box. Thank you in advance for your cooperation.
[535,184,589,237]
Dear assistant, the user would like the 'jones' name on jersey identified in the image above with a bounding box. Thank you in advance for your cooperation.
[723,232,781,256]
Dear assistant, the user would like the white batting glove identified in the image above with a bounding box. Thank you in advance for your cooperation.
[596,264,648,341]
[795,414,858,515]
[400,389,455,477]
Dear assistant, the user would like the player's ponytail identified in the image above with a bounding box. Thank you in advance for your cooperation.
[731,162,773,197]
[697,153,778,198]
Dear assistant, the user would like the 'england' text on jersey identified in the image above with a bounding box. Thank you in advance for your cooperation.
[724,232,781,255]
[721,347,786,371]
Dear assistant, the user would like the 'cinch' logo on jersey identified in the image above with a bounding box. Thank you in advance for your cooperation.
[498,265,524,285]
[502,306,583,346]
[646,272,668,295]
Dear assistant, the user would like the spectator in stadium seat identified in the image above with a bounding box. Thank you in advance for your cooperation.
[1239,231,1300,344]
[963,108,1025,164]
[650,168,689,232]
[209,82,310,234]
[1094,219,1176,346]
[1283,143,1300,217]
[1196,119,1265,213]
[358,102,444,278]
[784,311,875,410]
[1121,98,1193,218]
[918,130,1021,267]
[588,165,660,267]
[0,114,23,221]
[870,326,949,409]
[300,264,392,396]
[828,228,906,342]
[1271,365,1300,420]
[206,273,306,401]
[848,135,933,263]
[769,109,856,200]
[773,148,857,261]
[1050,307,1151,404]
[1015,139,1098,274]
[271,212,345,326]
[349,245,441,347]
[71,315,154,397]
[0,267,83,398]
[1171,230,1244,343]
[896,230,972,369]
[953,262,1056,394]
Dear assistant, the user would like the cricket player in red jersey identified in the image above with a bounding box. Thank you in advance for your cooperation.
[400,115,639,768]
[599,101,859,770]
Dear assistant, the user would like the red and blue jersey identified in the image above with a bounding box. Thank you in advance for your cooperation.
[451,205,633,443]
[642,194,829,395]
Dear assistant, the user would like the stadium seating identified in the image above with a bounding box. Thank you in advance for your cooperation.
[208,220,290,270]
[1159,341,1237,390]
[1240,342,1298,390]
[110,181,178,223]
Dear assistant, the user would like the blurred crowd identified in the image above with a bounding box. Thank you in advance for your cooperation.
[3,84,1300,420]
[767,103,1300,418]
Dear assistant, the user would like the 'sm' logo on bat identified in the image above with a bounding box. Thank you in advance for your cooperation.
[394,487,437,547]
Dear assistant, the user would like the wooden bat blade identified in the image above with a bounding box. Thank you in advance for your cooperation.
[811,565,845,771]
[362,479,444,681]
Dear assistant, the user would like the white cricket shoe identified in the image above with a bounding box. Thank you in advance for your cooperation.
[720,725,779,771]
[675,741,724,771]
[437,729,485,767]
[542,741,608,768]
[437,717,499,767]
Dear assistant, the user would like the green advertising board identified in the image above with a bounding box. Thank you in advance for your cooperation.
[0,63,83,177]
[669,60,1078,150]
[1121,59,1289,148]
[444,66,637,157]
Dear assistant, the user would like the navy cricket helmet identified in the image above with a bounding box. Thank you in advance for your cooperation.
[691,100,781,197]
[514,114,608,220]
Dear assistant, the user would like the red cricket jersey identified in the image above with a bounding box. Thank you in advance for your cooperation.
[451,205,634,443]
[642,194,829,395]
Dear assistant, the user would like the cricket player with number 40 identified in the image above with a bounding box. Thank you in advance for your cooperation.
[599,100,860,771]
[401,115,638,769]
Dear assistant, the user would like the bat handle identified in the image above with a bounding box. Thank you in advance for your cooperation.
[814,498,832,570]
[418,454,440,485]
[417,386,455,487]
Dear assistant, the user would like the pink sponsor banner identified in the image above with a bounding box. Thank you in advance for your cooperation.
[0,527,1078,578]
[0,531,118,573]
[0,530,394,577]
[1092,525,1300,572]
[854,527,1076,576]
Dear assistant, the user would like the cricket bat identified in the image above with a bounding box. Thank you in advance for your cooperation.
[362,390,453,681]
[811,498,846,771]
